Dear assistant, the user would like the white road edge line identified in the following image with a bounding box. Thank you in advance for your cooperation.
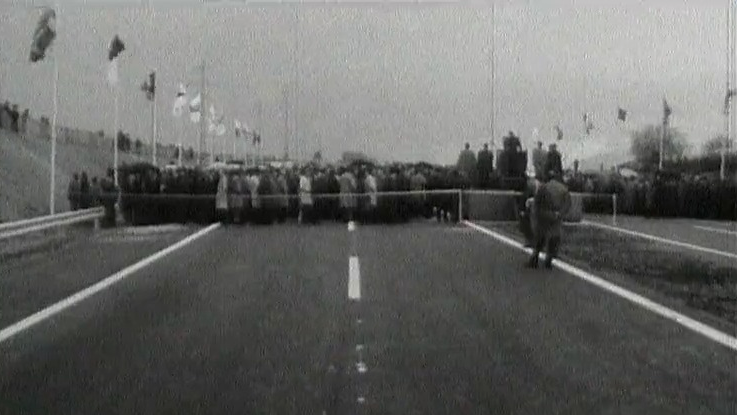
[693,225,737,236]
[0,223,221,344]
[462,220,737,353]
[582,220,737,261]
[349,256,361,300]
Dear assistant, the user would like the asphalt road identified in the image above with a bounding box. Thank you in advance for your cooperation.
[1,221,736,414]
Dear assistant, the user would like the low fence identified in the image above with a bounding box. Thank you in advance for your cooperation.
[0,207,105,241]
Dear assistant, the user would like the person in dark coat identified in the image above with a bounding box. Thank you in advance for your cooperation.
[456,143,477,185]
[20,109,29,134]
[79,172,90,209]
[476,143,493,189]
[543,143,563,181]
[90,177,101,207]
[519,175,541,248]
[10,105,20,133]
[528,170,572,269]
[68,173,80,211]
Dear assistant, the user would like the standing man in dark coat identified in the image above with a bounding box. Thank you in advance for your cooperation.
[68,173,80,211]
[543,143,563,181]
[477,143,493,189]
[456,143,477,186]
[528,170,572,269]
[79,172,91,209]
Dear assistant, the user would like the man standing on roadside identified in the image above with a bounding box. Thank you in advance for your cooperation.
[68,173,80,211]
[528,170,571,269]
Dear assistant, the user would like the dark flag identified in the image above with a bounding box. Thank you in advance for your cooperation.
[554,125,563,140]
[663,98,672,124]
[252,132,261,145]
[617,107,627,122]
[30,8,56,63]
[141,71,155,101]
[724,89,737,115]
[108,35,125,61]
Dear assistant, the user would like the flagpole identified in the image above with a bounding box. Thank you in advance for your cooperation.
[257,99,262,166]
[49,3,60,215]
[722,0,732,181]
[199,60,206,166]
[490,1,496,168]
[152,70,158,166]
[659,98,665,171]
[178,117,183,167]
[283,87,289,161]
[114,77,120,188]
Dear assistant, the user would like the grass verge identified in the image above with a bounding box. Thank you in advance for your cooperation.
[488,222,737,324]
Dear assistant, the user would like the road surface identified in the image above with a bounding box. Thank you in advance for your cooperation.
[1,221,735,414]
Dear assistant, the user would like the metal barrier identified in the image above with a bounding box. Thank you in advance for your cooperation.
[0,207,105,241]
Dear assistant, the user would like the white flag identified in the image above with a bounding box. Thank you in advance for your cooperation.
[173,83,187,117]
[107,59,118,86]
[188,93,201,123]
[234,120,242,137]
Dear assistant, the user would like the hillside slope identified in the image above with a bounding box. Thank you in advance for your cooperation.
[0,126,139,222]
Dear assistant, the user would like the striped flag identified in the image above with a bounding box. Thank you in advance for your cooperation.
[172,84,187,117]
[141,71,155,101]
[107,35,125,86]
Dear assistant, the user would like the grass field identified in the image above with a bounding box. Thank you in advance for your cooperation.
[0,128,140,222]
[489,221,737,324]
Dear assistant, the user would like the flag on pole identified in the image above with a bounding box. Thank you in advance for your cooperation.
[173,83,187,117]
[252,132,261,145]
[617,107,627,122]
[141,71,155,101]
[188,93,201,123]
[583,113,594,135]
[663,98,672,124]
[234,120,242,137]
[208,105,225,136]
[107,35,125,86]
[29,8,56,63]
[724,89,737,115]
[554,125,563,141]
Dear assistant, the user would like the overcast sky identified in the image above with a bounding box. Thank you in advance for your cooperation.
[0,0,733,167]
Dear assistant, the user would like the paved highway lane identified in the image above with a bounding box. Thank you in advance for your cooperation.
[1,222,736,414]
[356,224,737,415]
[0,223,361,414]
[0,225,202,328]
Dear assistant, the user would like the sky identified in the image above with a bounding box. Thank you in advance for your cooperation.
[0,0,734,168]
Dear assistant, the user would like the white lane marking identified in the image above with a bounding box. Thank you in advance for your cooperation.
[0,223,221,344]
[462,220,737,353]
[582,220,737,261]
[348,221,356,232]
[356,361,368,373]
[349,256,361,300]
[694,225,737,236]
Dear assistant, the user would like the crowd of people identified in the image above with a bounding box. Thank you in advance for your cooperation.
[0,101,30,134]
[116,161,468,226]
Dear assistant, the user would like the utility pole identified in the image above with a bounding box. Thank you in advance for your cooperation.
[722,0,734,181]
[490,2,496,169]
[199,60,206,166]
[283,87,289,161]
